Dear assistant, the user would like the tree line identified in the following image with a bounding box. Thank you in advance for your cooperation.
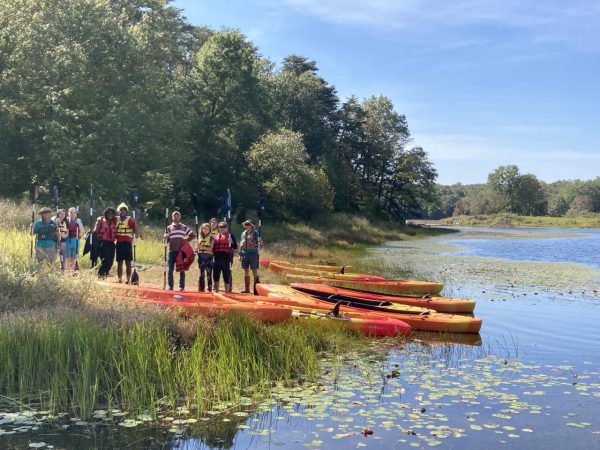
[434,165,600,218]
[0,0,437,222]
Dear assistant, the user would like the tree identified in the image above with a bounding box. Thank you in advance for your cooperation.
[513,174,547,215]
[246,129,333,218]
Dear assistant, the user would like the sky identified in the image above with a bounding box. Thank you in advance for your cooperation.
[173,0,599,185]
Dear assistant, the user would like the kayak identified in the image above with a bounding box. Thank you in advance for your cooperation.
[218,293,412,337]
[269,262,385,281]
[285,275,444,295]
[97,282,291,323]
[257,284,482,334]
[268,259,352,273]
[290,283,475,314]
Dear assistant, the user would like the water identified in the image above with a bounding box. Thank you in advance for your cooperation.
[2,227,600,449]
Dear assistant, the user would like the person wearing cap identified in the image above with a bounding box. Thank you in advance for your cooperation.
[239,219,263,293]
[115,202,138,283]
[64,207,84,273]
[163,211,195,291]
[212,221,237,293]
[32,206,60,267]
[95,207,117,278]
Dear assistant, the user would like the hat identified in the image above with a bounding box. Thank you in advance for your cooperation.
[242,219,255,227]
[38,207,53,215]
[117,202,128,212]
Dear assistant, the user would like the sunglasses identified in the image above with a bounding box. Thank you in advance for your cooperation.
[219,225,227,228]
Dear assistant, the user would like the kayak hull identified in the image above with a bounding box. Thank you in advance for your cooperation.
[285,275,444,295]
[220,292,412,337]
[290,283,475,314]
[98,282,291,323]
[257,284,482,334]
[268,262,384,281]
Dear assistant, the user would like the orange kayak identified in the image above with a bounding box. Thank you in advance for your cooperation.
[218,293,412,337]
[256,284,482,334]
[268,262,385,281]
[285,275,444,295]
[267,259,352,273]
[97,282,291,323]
[290,283,475,314]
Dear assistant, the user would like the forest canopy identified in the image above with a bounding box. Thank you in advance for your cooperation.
[0,0,437,221]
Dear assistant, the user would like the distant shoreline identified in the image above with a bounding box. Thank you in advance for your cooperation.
[408,213,600,229]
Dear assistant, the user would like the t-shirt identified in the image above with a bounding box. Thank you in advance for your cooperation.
[34,219,58,248]
[240,229,261,255]
[164,223,195,252]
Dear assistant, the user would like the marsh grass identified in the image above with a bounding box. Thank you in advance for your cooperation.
[432,213,600,229]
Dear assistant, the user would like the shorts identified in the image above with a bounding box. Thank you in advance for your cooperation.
[64,246,79,259]
[116,241,133,262]
[240,252,259,270]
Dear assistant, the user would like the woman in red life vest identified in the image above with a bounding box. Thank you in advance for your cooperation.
[95,207,117,278]
[163,211,195,291]
[115,202,138,283]
[212,221,237,293]
[64,207,84,274]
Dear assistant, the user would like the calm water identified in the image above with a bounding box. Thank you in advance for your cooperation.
[2,227,600,449]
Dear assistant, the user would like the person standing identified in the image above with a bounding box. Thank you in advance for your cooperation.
[196,223,215,292]
[212,221,237,293]
[64,207,84,274]
[95,207,117,278]
[115,202,137,283]
[209,217,219,237]
[239,219,263,293]
[164,211,195,291]
[32,207,60,267]
[54,209,68,270]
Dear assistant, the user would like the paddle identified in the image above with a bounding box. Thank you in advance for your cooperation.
[191,193,200,240]
[74,185,81,271]
[87,185,97,268]
[52,185,59,214]
[130,188,139,285]
[163,207,169,290]
[256,198,264,234]
[291,288,431,315]
[29,184,39,260]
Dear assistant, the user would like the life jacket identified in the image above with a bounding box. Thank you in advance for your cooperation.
[198,234,213,254]
[67,218,80,238]
[175,241,195,272]
[57,219,68,240]
[97,217,117,241]
[241,230,259,252]
[116,216,134,241]
[213,232,233,255]
[37,220,58,241]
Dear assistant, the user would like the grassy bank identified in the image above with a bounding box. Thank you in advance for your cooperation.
[2,198,441,419]
[412,213,600,229]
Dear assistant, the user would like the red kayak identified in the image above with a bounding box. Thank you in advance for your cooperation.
[219,293,412,337]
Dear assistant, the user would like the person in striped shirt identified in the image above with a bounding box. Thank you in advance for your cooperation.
[163,211,196,291]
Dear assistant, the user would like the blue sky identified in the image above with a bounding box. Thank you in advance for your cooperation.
[173,0,599,185]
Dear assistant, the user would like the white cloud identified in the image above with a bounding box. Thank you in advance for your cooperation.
[279,0,600,50]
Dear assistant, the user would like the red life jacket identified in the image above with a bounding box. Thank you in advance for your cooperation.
[97,217,117,241]
[67,219,80,238]
[175,241,195,272]
[213,232,233,255]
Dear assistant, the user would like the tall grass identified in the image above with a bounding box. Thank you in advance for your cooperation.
[0,314,351,419]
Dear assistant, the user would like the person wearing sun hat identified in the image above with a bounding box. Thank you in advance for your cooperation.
[32,206,60,266]
[239,219,263,294]
[115,202,137,283]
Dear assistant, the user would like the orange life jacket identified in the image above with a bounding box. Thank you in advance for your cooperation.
[175,241,195,272]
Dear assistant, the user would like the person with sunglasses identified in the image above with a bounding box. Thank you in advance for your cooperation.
[212,221,237,293]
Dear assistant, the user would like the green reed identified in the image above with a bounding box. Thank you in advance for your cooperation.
[0,313,354,419]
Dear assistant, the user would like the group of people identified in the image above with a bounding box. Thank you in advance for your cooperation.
[32,203,138,283]
[164,212,263,293]
[33,204,263,293]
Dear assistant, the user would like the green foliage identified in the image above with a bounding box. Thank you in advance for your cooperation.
[247,129,334,218]
[0,1,438,222]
